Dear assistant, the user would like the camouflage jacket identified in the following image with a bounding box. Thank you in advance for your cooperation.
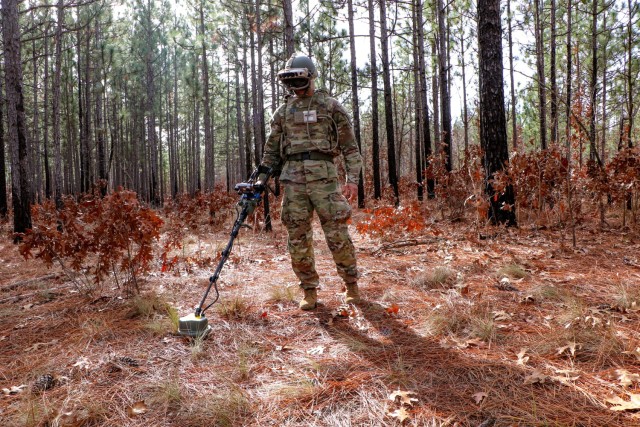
[261,90,363,185]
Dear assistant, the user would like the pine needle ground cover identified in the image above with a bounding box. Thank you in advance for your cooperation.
[1,205,639,426]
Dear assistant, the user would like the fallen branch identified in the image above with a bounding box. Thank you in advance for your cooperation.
[0,273,61,293]
[372,238,439,254]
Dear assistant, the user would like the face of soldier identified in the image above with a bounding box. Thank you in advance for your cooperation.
[293,79,315,97]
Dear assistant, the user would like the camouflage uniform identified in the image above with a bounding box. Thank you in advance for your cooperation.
[261,90,363,290]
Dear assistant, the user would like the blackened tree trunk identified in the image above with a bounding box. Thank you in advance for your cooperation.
[2,0,32,238]
[437,0,452,171]
[347,0,365,208]
[368,0,381,200]
[478,0,516,226]
[379,0,399,205]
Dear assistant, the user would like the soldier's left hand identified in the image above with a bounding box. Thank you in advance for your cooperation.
[342,183,358,202]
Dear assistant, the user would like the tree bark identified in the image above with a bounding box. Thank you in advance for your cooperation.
[550,0,558,144]
[347,0,365,208]
[478,0,516,226]
[534,0,547,150]
[507,0,517,150]
[379,0,399,205]
[0,63,7,218]
[200,0,215,192]
[437,0,452,171]
[2,0,32,238]
[368,0,381,199]
[283,0,294,58]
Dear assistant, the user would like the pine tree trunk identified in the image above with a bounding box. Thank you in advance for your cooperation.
[0,63,7,218]
[379,0,399,205]
[416,0,433,198]
[283,0,294,58]
[589,0,599,165]
[550,0,558,144]
[2,0,32,237]
[412,0,423,201]
[200,0,215,192]
[437,0,452,171]
[347,0,365,208]
[368,0,381,200]
[43,25,52,200]
[534,0,547,150]
[478,0,516,226]
[507,0,517,150]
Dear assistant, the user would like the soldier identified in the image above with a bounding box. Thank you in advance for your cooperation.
[257,53,363,310]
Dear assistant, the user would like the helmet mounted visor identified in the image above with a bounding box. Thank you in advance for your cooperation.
[278,68,312,91]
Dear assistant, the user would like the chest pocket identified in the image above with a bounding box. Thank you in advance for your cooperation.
[283,96,335,155]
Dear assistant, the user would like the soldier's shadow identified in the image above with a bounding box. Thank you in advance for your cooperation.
[316,300,621,426]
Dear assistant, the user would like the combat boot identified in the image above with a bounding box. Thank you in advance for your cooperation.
[345,283,360,304]
[299,288,317,310]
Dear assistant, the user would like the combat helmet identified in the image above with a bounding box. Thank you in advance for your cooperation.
[277,53,317,91]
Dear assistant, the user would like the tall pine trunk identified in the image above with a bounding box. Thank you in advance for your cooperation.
[2,0,32,238]
[478,0,516,226]
[379,0,399,205]
[437,0,452,170]
[534,0,547,150]
[347,0,365,208]
[368,0,381,199]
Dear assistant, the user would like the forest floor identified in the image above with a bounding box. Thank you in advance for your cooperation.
[1,203,640,426]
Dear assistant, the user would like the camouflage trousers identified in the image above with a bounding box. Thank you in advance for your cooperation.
[281,178,358,290]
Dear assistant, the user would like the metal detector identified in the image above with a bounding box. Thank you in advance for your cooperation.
[177,166,273,338]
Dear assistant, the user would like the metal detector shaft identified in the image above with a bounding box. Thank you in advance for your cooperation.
[194,200,252,317]
[192,165,273,317]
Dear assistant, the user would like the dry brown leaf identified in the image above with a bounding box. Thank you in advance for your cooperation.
[389,390,418,407]
[623,348,640,362]
[550,375,580,385]
[492,310,512,322]
[606,394,640,411]
[472,391,488,404]
[127,400,148,417]
[557,341,582,357]
[387,406,411,423]
[24,339,59,353]
[523,370,547,385]
[517,348,530,365]
[616,369,640,387]
[465,337,486,348]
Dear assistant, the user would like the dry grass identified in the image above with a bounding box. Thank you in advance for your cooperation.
[411,266,456,290]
